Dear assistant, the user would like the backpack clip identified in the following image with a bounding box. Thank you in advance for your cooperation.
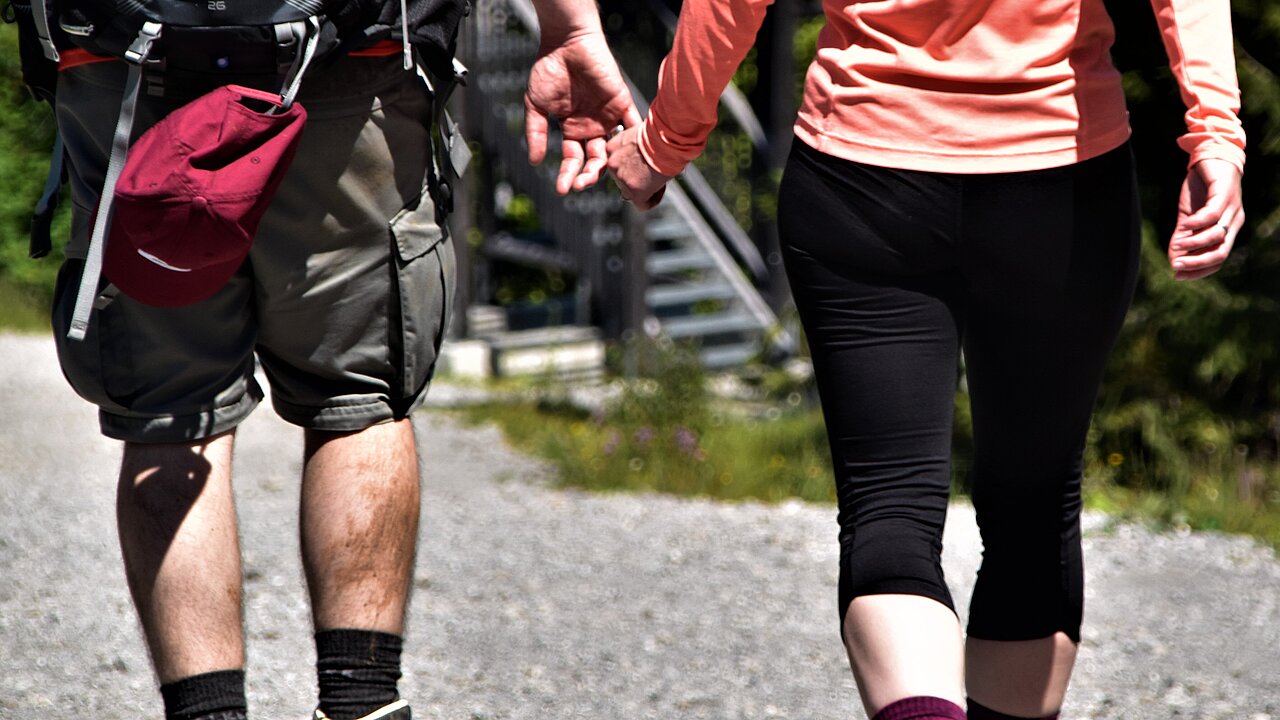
[124,21,162,64]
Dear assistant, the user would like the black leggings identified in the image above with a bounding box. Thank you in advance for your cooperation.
[777,140,1141,642]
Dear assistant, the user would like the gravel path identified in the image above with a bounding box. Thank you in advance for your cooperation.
[1,332,1277,719]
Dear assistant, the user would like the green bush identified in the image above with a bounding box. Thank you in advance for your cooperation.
[0,22,64,326]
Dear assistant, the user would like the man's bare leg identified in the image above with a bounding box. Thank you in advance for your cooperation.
[117,432,245,683]
[300,418,420,720]
[300,418,420,632]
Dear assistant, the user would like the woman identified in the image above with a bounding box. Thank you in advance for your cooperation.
[607,1,1244,719]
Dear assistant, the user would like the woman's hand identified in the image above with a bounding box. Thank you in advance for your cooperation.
[606,124,673,210]
[1168,158,1244,281]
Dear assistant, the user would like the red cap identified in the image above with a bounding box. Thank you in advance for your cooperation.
[104,84,307,307]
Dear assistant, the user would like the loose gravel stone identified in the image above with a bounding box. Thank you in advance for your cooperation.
[2,333,1277,719]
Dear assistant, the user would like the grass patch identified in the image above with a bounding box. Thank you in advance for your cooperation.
[1085,466,1280,548]
[456,397,834,502]
[0,278,51,333]
[447,352,1280,551]
[451,342,835,503]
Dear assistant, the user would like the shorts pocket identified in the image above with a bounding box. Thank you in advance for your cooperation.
[389,196,454,403]
[50,260,128,412]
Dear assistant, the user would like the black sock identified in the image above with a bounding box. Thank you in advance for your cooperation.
[315,629,403,720]
[968,698,1059,720]
[159,669,248,720]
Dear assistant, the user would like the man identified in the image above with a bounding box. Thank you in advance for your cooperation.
[47,1,637,718]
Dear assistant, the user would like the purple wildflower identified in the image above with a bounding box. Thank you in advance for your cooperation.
[633,426,655,447]
[673,425,699,455]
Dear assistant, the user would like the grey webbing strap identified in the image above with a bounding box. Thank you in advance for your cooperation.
[275,16,321,112]
[67,22,161,341]
[399,0,412,70]
[443,58,471,177]
[414,54,471,184]
[31,0,59,61]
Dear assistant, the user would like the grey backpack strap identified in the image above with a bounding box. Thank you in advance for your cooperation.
[30,0,60,61]
[67,21,162,341]
[414,53,470,214]
[275,16,321,112]
[440,58,472,180]
[399,0,412,70]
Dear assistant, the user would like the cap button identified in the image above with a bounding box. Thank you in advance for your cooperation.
[192,195,209,210]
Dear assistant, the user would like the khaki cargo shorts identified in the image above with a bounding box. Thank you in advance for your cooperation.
[52,54,454,442]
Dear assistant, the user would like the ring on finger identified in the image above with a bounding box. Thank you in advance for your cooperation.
[607,124,625,140]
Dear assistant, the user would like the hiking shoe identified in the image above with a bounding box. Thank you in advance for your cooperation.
[313,699,410,720]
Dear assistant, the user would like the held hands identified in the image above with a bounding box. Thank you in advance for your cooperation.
[606,124,673,211]
[524,30,642,195]
[1168,158,1244,281]
[522,19,673,207]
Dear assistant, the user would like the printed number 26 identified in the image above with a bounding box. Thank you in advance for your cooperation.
[208,0,227,9]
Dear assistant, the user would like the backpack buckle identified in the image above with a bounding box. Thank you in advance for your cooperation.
[124,21,162,64]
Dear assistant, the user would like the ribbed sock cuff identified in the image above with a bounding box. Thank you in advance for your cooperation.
[159,669,248,720]
[874,696,968,720]
[968,698,1059,720]
[315,629,403,720]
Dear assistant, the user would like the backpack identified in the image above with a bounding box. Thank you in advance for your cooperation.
[6,0,469,102]
[3,0,470,340]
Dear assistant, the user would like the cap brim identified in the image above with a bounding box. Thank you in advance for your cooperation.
[103,230,247,308]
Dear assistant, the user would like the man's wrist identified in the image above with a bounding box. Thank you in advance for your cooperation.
[530,0,603,46]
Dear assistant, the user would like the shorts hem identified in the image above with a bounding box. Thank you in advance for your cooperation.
[98,384,262,444]
[272,384,432,432]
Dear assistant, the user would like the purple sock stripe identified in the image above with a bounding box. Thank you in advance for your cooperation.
[873,695,968,720]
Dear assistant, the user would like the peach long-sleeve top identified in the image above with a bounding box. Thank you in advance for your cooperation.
[639,0,1245,176]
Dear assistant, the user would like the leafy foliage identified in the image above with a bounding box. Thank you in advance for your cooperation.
[0,21,64,318]
[1090,0,1280,512]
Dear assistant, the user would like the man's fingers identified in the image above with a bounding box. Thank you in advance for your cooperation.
[621,105,643,129]
[573,137,609,192]
[556,140,585,195]
[524,95,549,166]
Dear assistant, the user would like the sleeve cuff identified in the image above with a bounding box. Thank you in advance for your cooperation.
[1185,139,1246,175]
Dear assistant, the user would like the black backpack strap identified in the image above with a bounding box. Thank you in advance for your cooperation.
[415,53,469,216]
[30,130,63,259]
[68,21,162,341]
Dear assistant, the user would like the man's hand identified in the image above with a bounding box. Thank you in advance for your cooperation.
[1168,158,1244,281]
[524,30,640,195]
[606,124,672,210]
